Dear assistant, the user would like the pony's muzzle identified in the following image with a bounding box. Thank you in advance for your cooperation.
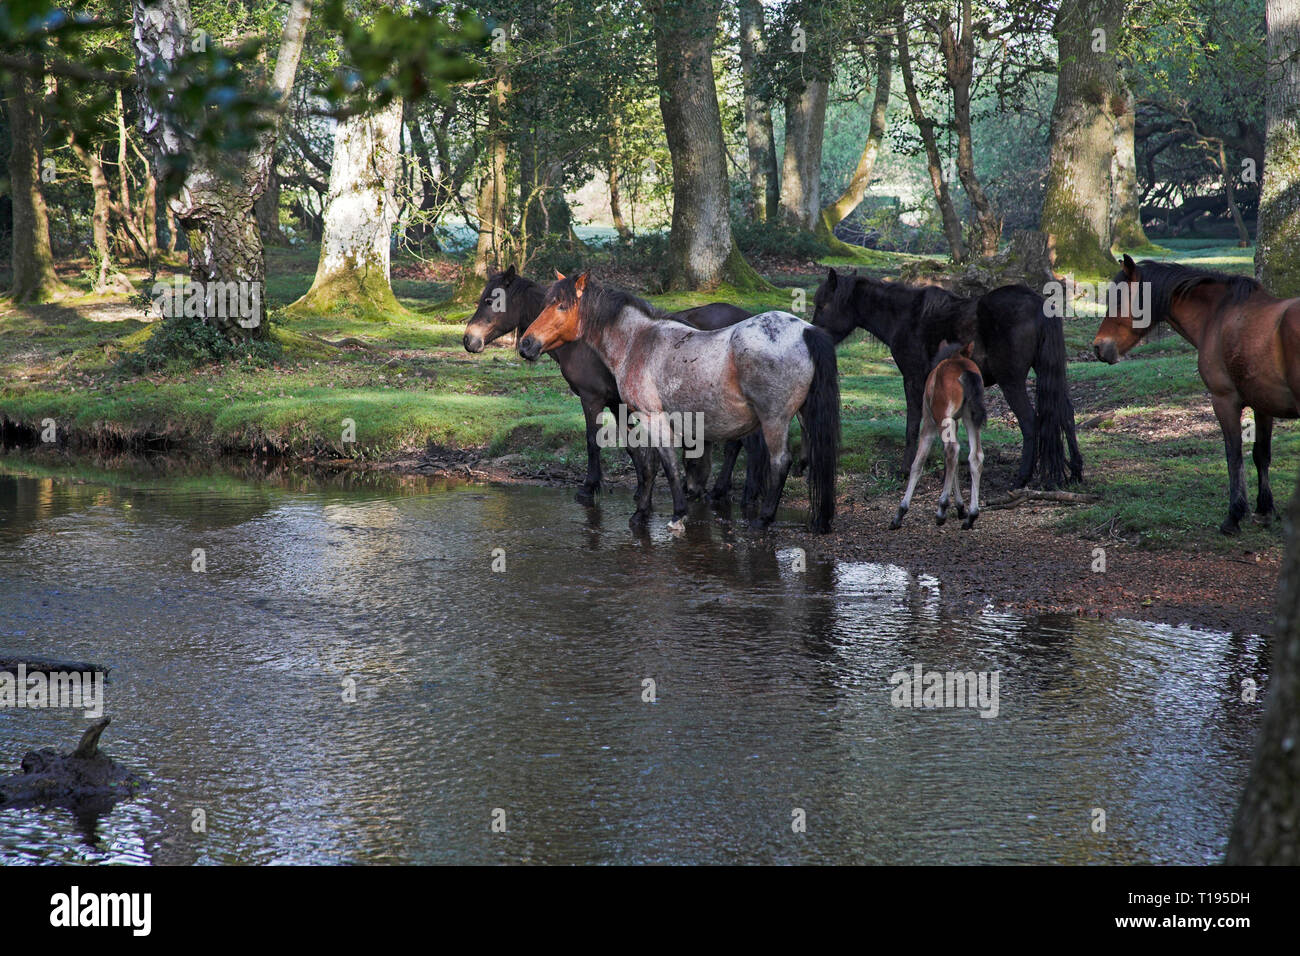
[463,332,485,353]
[1093,340,1120,365]
[519,335,542,361]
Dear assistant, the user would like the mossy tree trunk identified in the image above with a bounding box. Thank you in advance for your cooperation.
[738,0,779,222]
[69,134,115,291]
[473,35,510,280]
[3,63,65,303]
[1040,0,1123,277]
[1256,0,1300,296]
[134,0,311,337]
[651,0,766,291]
[1227,470,1300,863]
[290,97,405,317]
[780,80,829,231]
[1110,82,1150,250]
[817,36,892,250]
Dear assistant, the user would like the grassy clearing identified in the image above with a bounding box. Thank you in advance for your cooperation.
[0,240,1285,552]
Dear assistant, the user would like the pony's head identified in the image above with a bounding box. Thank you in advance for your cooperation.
[812,268,859,344]
[463,265,523,353]
[1092,255,1149,364]
[519,271,587,361]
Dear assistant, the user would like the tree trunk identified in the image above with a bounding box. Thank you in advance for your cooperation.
[607,130,632,240]
[652,0,765,290]
[291,97,404,316]
[1110,82,1150,250]
[133,0,311,336]
[1256,0,1300,295]
[474,38,510,279]
[941,2,1001,258]
[1040,0,1123,276]
[738,0,779,222]
[1219,141,1251,245]
[898,17,966,262]
[1227,469,1300,863]
[255,163,289,246]
[69,135,114,291]
[818,36,892,244]
[780,80,829,230]
[3,64,64,302]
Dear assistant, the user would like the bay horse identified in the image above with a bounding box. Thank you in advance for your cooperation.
[518,273,840,532]
[463,266,760,507]
[813,269,1082,489]
[891,341,987,531]
[1093,254,1300,534]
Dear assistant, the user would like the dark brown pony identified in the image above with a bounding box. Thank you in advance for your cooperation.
[462,267,758,507]
[892,341,987,531]
[1093,254,1300,534]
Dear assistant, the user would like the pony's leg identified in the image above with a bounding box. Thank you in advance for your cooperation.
[751,420,793,531]
[575,394,608,505]
[710,439,743,502]
[936,426,961,526]
[684,440,712,500]
[1211,395,1249,534]
[651,416,689,530]
[1000,379,1037,488]
[901,377,923,477]
[1254,411,1275,521]
[892,420,937,529]
[629,446,657,530]
[962,411,984,530]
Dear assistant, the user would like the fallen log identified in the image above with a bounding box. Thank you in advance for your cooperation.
[983,488,1100,510]
[0,654,108,677]
[0,717,143,810]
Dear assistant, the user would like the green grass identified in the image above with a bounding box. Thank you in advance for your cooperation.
[0,240,1285,554]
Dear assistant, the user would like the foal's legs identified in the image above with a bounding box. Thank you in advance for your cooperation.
[751,418,794,531]
[1253,411,1275,521]
[961,409,984,531]
[936,420,962,526]
[1000,379,1038,488]
[892,418,938,529]
[1212,394,1249,534]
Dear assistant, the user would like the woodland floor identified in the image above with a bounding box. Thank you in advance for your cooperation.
[0,238,1287,633]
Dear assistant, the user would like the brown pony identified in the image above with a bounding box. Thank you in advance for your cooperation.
[891,341,987,531]
[1093,254,1300,534]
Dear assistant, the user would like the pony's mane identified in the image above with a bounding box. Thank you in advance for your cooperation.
[1126,260,1261,324]
[847,275,962,321]
[931,340,967,366]
[550,276,674,330]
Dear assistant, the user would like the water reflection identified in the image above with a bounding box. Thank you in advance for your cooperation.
[0,455,1266,864]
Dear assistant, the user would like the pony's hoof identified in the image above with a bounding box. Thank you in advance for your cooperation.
[935,512,947,526]
[748,517,770,532]
[955,503,968,519]
[629,511,650,532]
[1253,509,1275,526]
[1220,519,1241,536]
[575,488,596,506]
[961,514,978,530]
[667,515,687,534]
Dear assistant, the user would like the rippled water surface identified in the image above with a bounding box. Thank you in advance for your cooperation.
[0,458,1267,864]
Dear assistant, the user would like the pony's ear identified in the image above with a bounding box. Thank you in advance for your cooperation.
[555,270,566,280]
[574,272,589,297]
[826,268,838,287]
[503,264,517,280]
[938,338,950,350]
[1122,254,1137,280]
[961,341,974,357]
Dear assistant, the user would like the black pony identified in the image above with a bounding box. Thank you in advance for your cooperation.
[813,269,1082,489]
[463,266,762,509]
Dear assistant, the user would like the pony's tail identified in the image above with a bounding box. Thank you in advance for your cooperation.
[801,327,841,533]
[1033,310,1080,489]
[962,368,987,430]
[741,430,767,521]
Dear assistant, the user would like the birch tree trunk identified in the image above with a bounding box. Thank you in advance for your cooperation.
[3,63,64,302]
[817,37,892,247]
[1256,0,1300,295]
[473,37,510,279]
[1040,0,1123,276]
[133,0,312,336]
[652,0,765,290]
[292,97,404,315]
